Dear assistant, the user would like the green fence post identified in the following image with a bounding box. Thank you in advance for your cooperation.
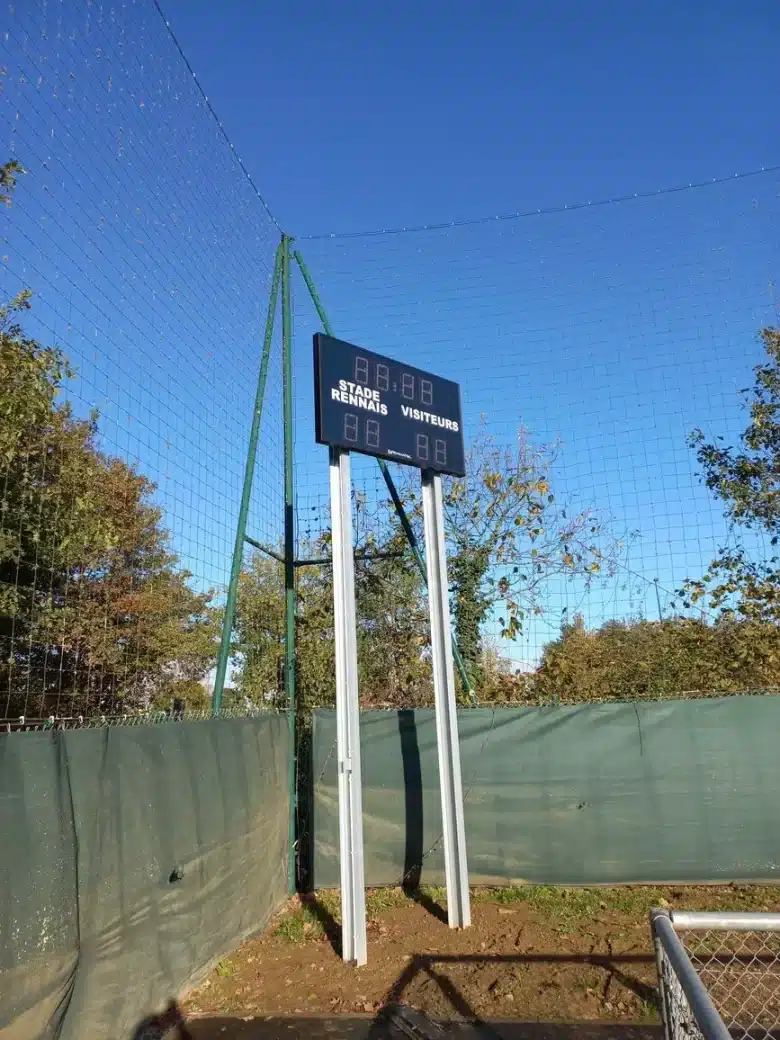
[292,249,475,701]
[212,242,283,712]
[282,233,297,892]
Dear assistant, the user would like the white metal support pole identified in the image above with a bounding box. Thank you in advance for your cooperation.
[329,446,368,965]
[421,470,471,929]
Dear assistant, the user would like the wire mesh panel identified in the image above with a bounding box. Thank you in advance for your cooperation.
[293,172,780,707]
[0,1,284,721]
[681,922,780,1040]
[653,910,780,1040]
[657,945,708,1040]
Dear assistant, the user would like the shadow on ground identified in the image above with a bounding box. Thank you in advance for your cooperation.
[141,948,662,1039]
[183,1015,663,1039]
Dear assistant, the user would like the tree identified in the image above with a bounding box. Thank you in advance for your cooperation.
[235,422,618,705]
[534,613,780,704]
[0,159,23,206]
[0,170,217,717]
[681,327,780,621]
[234,526,430,711]
[399,423,617,684]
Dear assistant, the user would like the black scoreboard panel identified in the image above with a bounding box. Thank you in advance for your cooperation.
[314,334,465,477]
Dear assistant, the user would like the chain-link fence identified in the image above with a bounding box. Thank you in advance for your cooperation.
[653,909,780,1040]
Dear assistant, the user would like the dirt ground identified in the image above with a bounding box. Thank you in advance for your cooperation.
[180,884,780,1030]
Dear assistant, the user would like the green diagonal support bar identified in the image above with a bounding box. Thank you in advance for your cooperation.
[292,249,474,700]
[212,241,283,712]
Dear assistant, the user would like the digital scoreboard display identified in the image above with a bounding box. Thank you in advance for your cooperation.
[314,334,465,477]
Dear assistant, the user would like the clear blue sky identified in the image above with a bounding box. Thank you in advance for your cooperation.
[162,0,778,237]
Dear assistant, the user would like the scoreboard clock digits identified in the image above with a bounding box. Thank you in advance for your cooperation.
[353,356,436,407]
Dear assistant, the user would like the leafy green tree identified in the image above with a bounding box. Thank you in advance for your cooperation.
[236,424,617,705]
[234,527,430,711]
[233,554,286,706]
[533,613,780,704]
[400,424,616,684]
[0,159,23,205]
[681,328,780,621]
[0,169,217,717]
[234,549,335,711]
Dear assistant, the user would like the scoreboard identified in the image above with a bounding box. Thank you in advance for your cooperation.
[313,334,465,477]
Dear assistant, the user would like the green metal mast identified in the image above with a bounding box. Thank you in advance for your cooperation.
[281,233,297,893]
[212,242,283,712]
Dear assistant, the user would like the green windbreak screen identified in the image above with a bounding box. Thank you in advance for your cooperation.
[1,715,291,1040]
[312,699,780,888]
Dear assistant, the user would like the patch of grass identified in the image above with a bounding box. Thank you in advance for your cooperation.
[216,959,236,978]
[475,886,530,905]
[525,887,603,922]
[416,885,447,907]
[297,886,451,918]
[470,884,595,917]
[274,886,437,942]
[710,886,780,912]
[273,884,780,944]
[600,888,664,915]
[274,906,327,942]
[310,890,341,917]
[474,885,670,919]
[365,888,408,914]
[636,998,661,1023]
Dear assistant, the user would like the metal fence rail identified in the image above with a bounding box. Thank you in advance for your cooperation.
[652,909,780,1040]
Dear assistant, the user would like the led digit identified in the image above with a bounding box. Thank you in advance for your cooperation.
[355,356,369,385]
[366,419,380,447]
[344,413,359,442]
